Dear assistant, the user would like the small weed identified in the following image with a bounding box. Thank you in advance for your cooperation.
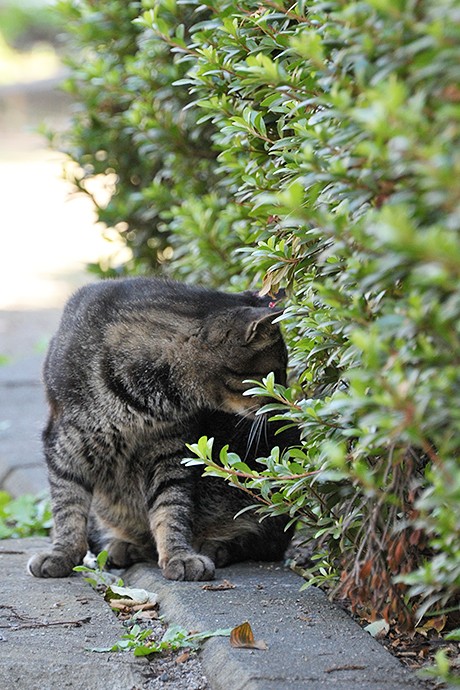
[419,649,460,687]
[0,491,52,538]
[73,550,123,589]
[93,622,232,657]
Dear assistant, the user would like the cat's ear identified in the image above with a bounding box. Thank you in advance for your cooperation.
[245,309,283,343]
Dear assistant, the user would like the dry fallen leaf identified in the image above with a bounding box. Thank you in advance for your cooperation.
[364,619,390,638]
[201,579,236,591]
[415,615,447,636]
[109,601,131,612]
[134,609,159,621]
[105,585,159,616]
[105,585,158,606]
[175,651,190,664]
[230,621,268,650]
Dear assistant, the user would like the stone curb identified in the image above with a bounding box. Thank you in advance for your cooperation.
[124,561,425,690]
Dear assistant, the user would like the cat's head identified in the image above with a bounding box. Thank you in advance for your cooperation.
[188,306,287,416]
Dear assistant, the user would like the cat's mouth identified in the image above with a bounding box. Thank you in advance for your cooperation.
[219,391,264,419]
[217,373,271,418]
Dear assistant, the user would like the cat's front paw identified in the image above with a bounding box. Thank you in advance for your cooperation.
[162,553,215,581]
[27,551,77,578]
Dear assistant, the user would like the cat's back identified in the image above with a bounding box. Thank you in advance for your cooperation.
[46,279,142,357]
[43,277,259,400]
[44,278,164,397]
[50,276,262,345]
[49,277,191,345]
[57,277,249,323]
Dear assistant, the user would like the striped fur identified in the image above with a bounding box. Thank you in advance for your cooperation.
[28,278,294,581]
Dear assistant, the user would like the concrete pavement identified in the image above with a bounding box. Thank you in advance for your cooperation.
[0,75,121,498]
[0,538,144,690]
[1,538,426,690]
[0,315,54,497]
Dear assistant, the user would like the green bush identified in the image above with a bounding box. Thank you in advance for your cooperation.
[55,0,459,631]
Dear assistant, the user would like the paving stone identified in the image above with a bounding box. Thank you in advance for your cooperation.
[0,538,145,690]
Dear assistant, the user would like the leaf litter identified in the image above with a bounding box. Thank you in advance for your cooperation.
[230,621,268,651]
[201,579,236,591]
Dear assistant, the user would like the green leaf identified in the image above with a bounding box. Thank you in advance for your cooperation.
[96,550,109,570]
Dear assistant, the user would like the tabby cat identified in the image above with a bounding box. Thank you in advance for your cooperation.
[28,277,295,581]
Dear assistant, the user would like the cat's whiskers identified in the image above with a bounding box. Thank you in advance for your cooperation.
[245,413,268,459]
[234,415,248,429]
[240,404,261,422]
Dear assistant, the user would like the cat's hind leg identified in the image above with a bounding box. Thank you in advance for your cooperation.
[88,489,158,568]
[199,515,294,569]
[28,416,93,578]
[106,538,157,568]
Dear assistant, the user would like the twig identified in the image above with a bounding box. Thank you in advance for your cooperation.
[325,664,366,673]
[0,617,91,630]
[0,605,91,629]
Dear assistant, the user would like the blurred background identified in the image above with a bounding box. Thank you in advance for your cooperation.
[0,0,113,356]
[0,0,114,495]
